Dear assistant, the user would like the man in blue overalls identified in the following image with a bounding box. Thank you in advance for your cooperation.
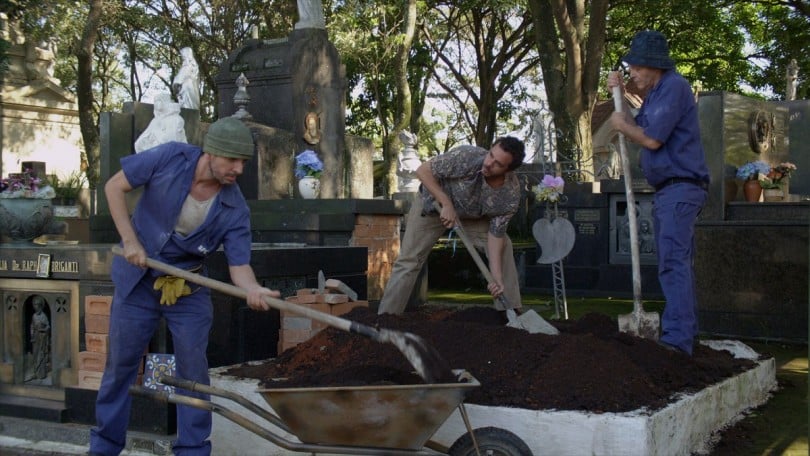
[90,117,281,455]
[607,31,710,355]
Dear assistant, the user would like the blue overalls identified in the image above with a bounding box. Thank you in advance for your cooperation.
[90,143,252,455]
[635,71,710,355]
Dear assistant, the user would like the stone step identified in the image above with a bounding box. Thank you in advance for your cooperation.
[0,394,66,422]
[0,415,173,455]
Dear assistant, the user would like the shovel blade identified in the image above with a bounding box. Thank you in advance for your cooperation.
[506,309,560,335]
[617,309,660,340]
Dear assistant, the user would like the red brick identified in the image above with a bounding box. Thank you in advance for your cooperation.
[85,333,109,353]
[85,295,113,316]
[78,351,107,372]
[85,314,110,334]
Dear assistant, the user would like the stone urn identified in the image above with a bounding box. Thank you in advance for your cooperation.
[0,198,55,242]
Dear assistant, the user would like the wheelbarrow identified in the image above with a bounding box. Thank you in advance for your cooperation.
[129,370,533,456]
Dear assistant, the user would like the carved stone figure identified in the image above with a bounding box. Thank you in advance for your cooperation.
[134,93,187,152]
[396,130,422,192]
[172,47,200,110]
[295,0,326,30]
[787,59,799,102]
[303,112,321,144]
[25,39,60,85]
[30,296,50,380]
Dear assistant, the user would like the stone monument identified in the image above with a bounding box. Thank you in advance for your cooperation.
[133,93,187,152]
[396,130,421,192]
[0,13,84,189]
[173,47,200,111]
[295,0,326,30]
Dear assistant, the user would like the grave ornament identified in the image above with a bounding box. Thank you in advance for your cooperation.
[173,47,200,110]
[134,93,187,153]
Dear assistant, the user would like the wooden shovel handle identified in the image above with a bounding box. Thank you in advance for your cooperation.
[110,245,366,335]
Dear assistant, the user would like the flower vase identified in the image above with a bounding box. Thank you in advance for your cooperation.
[298,176,320,199]
[742,179,762,202]
[762,188,784,202]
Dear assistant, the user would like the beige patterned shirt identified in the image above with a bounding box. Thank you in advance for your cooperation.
[419,145,521,237]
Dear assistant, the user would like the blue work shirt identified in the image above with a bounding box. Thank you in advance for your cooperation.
[110,142,252,298]
[635,70,710,187]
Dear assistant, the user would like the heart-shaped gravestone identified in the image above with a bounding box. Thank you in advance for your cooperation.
[532,217,576,264]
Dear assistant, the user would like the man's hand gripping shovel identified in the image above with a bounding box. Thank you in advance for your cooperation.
[439,203,558,335]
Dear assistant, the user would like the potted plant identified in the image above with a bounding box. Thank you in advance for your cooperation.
[294,149,323,199]
[53,170,86,206]
[735,161,770,202]
[759,162,796,201]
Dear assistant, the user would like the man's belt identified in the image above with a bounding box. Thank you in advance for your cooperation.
[654,177,708,192]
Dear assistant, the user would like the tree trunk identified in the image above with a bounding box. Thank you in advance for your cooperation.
[76,0,103,192]
[384,0,417,197]
[526,0,608,182]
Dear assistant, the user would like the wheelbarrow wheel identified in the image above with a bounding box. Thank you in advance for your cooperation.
[447,426,533,456]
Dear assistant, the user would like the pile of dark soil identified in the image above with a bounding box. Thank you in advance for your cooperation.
[226,306,758,413]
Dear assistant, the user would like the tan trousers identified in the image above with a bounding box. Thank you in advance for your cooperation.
[378,196,521,314]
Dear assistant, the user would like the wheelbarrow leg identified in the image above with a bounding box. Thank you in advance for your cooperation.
[456,403,481,456]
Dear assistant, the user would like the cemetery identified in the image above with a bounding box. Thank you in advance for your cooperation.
[0,3,807,456]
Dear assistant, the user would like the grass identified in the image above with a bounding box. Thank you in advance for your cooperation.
[427,289,808,456]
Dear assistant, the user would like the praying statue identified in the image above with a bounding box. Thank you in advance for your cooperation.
[295,0,326,30]
[172,47,200,110]
[134,93,187,152]
[30,295,50,380]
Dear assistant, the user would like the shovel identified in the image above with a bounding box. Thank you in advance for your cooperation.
[450,222,559,335]
[111,246,454,384]
[611,78,660,340]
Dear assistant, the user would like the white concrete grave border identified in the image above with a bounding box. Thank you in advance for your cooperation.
[208,339,776,456]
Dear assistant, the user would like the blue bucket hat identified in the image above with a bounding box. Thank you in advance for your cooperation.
[622,30,675,70]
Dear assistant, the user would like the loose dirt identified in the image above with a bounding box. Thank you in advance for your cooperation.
[226,306,757,414]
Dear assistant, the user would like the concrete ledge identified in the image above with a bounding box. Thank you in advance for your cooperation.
[209,340,776,456]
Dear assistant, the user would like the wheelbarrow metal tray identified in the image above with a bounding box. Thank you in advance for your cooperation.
[257,370,479,450]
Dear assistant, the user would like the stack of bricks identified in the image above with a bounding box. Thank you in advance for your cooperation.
[278,288,368,354]
[350,214,401,301]
[77,295,143,389]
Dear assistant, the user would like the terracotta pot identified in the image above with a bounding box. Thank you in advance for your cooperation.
[742,179,762,202]
[297,176,320,199]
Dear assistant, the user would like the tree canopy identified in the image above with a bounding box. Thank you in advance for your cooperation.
[1,0,807,192]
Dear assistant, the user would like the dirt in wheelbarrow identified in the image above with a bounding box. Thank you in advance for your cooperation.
[225,306,758,414]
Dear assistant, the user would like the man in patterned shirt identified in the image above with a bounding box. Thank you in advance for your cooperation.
[378,136,526,315]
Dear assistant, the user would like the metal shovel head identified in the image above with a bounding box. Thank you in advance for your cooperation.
[376,328,455,384]
[617,306,660,340]
[506,309,560,335]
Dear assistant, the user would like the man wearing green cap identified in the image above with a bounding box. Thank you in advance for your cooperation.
[90,117,280,456]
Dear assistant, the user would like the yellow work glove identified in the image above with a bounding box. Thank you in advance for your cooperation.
[153,276,192,305]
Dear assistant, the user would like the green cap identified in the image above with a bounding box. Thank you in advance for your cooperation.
[203,117,254,159]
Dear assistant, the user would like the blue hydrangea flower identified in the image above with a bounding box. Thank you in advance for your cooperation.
[294,149,323,178]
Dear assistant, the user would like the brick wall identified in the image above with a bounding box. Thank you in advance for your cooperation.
[278,288,368,353]
[78,295,143,389]
[350,214,400,301]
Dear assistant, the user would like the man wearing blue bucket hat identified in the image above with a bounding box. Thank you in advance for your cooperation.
[607,31,709,356]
